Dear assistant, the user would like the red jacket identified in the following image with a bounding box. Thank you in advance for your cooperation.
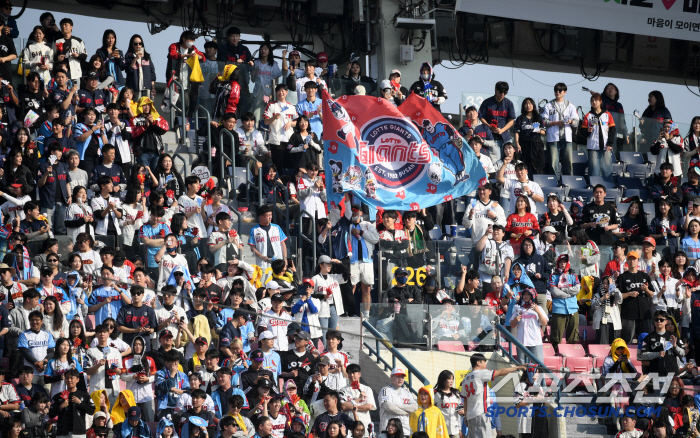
[506,212,540,247]
[225,81,241,114]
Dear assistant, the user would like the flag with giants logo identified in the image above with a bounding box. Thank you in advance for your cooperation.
[322,90,487,211]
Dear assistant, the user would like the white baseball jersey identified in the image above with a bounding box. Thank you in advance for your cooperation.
[0,282,26,308]
[18,329,56,375]
[340,383,376,437]
[269,413,287,438]
[378,384,415,433]
[178,194,208,238]
[258,309,292,351]
[502,179,544,216]
[460,369,495,420]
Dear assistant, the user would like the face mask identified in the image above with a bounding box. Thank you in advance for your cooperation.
[166,246,177,254]
[352,215,361,223]
[186,41,194,49]
[396,276,408,285]
[421,73,430,81]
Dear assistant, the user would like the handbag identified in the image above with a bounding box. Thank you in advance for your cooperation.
[187,55,204,83]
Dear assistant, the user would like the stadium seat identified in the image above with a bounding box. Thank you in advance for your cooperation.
[646,152,657,168]
[541,187,565,200]
[533,174,558,187]
[617,176,646,190]
[603,188,622,203]
[561,175,588,190]
[588,176,617,190]
[542,343,556,358]
[625,163,652,179]
[572,151,588,164]
[563,357,595,381]
[619,151,645,165]
[611,162,625,177]
[543,356,564,372]
[438,341,466,352]
[558,344,587,358]
[642,203,656,218]
[429,226,442,240]
[572,163,588,176]
[617,202,631,216]
[455,199,466,213]
[622,189,650,202]
[568,189,591,202]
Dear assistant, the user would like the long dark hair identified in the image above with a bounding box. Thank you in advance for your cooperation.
[520,97,541,123]
[89,54,108,78]
[12,127,30,149]
[624,200,644,219]
[170,212,187,235]
[673,250,689,278]
[124,188,141,205]
[3,418,22,438]
[127,34,151,61]
[43,296,65,333]
[27,25,45,45]
[383,418,404,438]
[53,337,75,365]
[101,29,118,52]
[156,153,178,175]
[647,90,666,111]
[433,370,460,395]
[258,43,274,67]
[603,82,620,102]
[295,115,310,134]
[69,319,87,347]
[687,116,700,139]
[104,317,119,340]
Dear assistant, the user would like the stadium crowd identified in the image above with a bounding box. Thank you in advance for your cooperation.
[0,2,697,438]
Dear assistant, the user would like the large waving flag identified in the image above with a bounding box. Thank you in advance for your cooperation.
[322,90,487,212]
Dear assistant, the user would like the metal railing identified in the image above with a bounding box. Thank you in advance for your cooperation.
[245,156,263,208]
[194,105,212,174]
[219,128,237,190]
[271,180,291,237]
[229,205,242,245]
[167,79,187,145]
[171,152,189,180]
[298,209,316,277]
[362,320,430,396]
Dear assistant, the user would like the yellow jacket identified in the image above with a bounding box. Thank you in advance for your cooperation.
[111,389,136,424]
[409,386,450,438]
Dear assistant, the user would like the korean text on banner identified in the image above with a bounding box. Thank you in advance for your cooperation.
[321,90,488,212]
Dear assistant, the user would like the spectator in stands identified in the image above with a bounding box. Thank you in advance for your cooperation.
[541,83,579,177]
[49,368,94,438]
[291,60,325,103]
[654,258,680,319]
[592,275,622,344]
[601,338,638,379]
[505,195,539,254]
[459,105,495,148]
[603,240,628,279]
[581,93,616,177]
[514,97,546,177]
[408,386,448,438]
[515,238,550,308]
[91,175,123,238]
[493,142,521,213]
[378,368,417,436]
[651,120,683,177]
[477,81,515,164]
[465,136,495,205]
[639,236,661,276]
[475,224,513,296]
[210,65,241,122]
[132,96,169,170]
[218,27,252,64]
[509,288,547,362]
[105,103,133,178]
[386,267,422,306]
[287,114,321,173]
[684,117,700,169]
[311,255,349,341]
[548,254,580,352]
[342,60,376,96]
[496,160,544,217]
[52,18,86,81]
[539,194,572,245]
[96,29,125,87]
[640,310,684,377]
[166,30,205,120]
[581,185,618,246]
[640,90,672,146]
[249,205,288,271]
[683,219,700,263]
[463,182,506,247]
[618,251,654,344]
[35,142,70,236]
[125,34,156,99]
[615,200,648,244]
[264,84,298,172]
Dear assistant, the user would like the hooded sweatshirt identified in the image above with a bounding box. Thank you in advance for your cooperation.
[515,238,550,297]
[156,417,180,438]
[408,386,450,438]
[602,338,638,377]
[110,389,137,425]
[504,262,535,326]
[408,63,446,111]
[548,254,581,315]
[64,270,88,321]
[121,336,158,403]
[90,390,113,428]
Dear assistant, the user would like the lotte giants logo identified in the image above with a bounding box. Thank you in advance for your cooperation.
[357,117,431,191]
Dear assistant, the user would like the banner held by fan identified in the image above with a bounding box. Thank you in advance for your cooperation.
[321,90,487,213]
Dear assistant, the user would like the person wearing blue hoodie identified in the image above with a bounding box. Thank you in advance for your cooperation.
[515,237,550,310]
[64,270,88,321]
[155,350,191,419]
[291,278,321,342]
[156,417,179,438]
[548,254,581,353]
[504,261,535,334]
[114,406,152,438]
[408,63,446,112]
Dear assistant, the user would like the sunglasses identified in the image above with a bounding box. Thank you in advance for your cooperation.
[134,42,143,46]
[47,259,59,262]
[132,291,144,296]
[554,88,565,93]
[654,318,667,322]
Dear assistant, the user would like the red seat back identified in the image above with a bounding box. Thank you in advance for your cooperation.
[437,341,466,352]
[558,344,587,358]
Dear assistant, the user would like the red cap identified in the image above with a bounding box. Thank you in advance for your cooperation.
[643,237,656,248]
[289,50,300,57]
[317,52,328,63]
[302,278,315,287]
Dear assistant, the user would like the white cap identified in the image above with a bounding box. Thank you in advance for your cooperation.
[266,280,280,290]
[379,79,392,90]
[391,367,406,376]
[259,331,276,340]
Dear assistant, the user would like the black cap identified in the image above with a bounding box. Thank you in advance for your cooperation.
[249,350,264,361]
[159,329,174,339]
[395,267,408,276]
[115,250,127,262]
[287,322,302,335]
[271,293,285,302]
[19,431,33,438]
[85,71,99,79]
[258,378,273,389]
[294,330,311,341]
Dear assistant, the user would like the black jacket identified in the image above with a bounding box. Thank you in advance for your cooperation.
[148,346,188,374]
[49,390,94,435]
[386,284,423,304]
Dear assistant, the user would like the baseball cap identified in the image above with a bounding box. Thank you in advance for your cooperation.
[379,79,391,90]
[159,329,174,340]
[271,293,285,302]
[316,52,328,63]
[318,356,331,366]
[395,267,408,276]
[258,378,273,389]
[301,277,315,288]
[249,350,265,361]
[318,255,332,264]
[643,237,656,248]
[85,71,99,80]
[287,322,301,335]
[391,367,406,376]
[9,177,25,188]
[289,50,300,57]
[390,69,401,77]
[195,337,209,345]
[542,226,559,235]
[294,330,311,341]
[266,280,280,290]
[259,331,276,341]
[115,250,127,262]
[128,406,142,420]
[627,251,640,259]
